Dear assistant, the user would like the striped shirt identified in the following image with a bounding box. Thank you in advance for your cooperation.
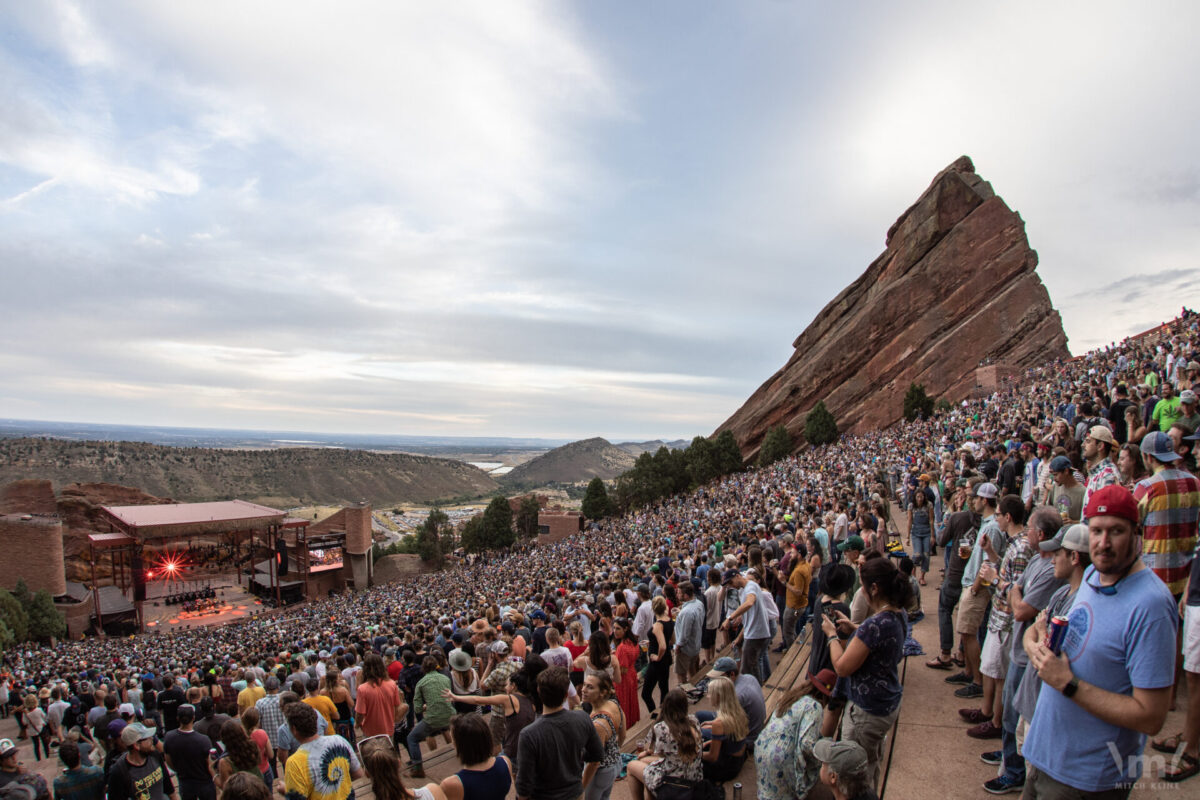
[1134,468,1200,595]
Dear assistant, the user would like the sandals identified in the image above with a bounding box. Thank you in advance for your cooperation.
[1154,732,1185,754]
[1164,752,1199,782]
[925,656,954,670]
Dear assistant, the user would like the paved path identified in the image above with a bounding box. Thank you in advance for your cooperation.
[885,504,1199,799]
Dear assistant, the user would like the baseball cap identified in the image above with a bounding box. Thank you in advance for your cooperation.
[1040,524,1090,553]
[1182,389,1198,405]
[1087,425,1116,446]
[0,738,16,758]
[837,535,865,553]
[1049,456,1073,472]
[120,722,155,747]
[721,568,740,586]
[706,656,738,679]
[489,640,509,655]
[813,738,869,775]
[1141,431,1182,462]
[1084,484,1139,525]
[973,482,999,499]
[118,702,134,716]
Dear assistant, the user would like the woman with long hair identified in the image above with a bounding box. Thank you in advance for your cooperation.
[612,618,641,729]
[362,742,447,800]
[822,554,911,788]
[700,677,749,783]
[441,666,536,765]
[573,630,621,687]
[565,621,588,688]
[754,672,833,800]
[320,669,355,746]
[580,672,625,800]
[640,596,674,718]
[1118,442,1149,488]
[239,707,274,783]
[357,653,405,738]
[217,718,266,789]
[439,713,511,800]
[906,488,933,585]
[627,689,702,800]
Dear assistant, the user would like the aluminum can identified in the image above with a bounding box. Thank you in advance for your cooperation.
[1047,615,1069,655]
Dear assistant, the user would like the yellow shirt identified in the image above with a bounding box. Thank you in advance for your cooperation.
[237,685,265,713]
[303,695,338,730]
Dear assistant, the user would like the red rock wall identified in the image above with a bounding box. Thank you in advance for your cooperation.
[716,156,1070,460]
[0,515,66,596]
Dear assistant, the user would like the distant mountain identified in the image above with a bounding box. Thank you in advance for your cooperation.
[0,438,498,507]
[614,439,691,456]
[0,418,569,453]
[500,437,637,489]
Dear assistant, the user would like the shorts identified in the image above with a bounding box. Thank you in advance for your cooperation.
[701,626,717,649]
[979,628,1011,681]
[1184,604,1200,673]
[675,651,699,682]
[956,587,990,636]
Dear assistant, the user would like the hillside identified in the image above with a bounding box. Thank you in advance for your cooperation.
[615,439,690,456]
[0,438,498,507]
[500,437,636,489]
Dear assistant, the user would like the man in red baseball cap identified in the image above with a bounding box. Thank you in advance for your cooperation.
[1022,484,1179,794]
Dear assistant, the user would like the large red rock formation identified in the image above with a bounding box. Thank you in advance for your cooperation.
[717,156,1070,460]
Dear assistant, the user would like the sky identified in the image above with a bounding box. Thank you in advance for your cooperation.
[2,2,1198,442]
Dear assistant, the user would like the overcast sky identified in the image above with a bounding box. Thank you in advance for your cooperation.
[2,2,1198,441]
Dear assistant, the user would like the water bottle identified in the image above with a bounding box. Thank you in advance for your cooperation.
[732,782,742,800]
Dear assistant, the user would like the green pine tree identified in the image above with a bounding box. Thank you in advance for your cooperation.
[481,496,515,550]
[27,589,65,641]
[581,477,611,520]
[804,401,839,446]
[0,591,30,643]
[903,382,935,422]
[758,424,794,466]
[713,430,745,475]
[516,496,542,537]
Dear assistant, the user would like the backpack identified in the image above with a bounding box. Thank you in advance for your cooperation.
[655,777,723,800]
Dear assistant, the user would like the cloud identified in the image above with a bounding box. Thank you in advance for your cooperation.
[1,1,1199,439]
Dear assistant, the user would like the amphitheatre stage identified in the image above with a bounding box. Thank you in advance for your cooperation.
[140,575,269,631]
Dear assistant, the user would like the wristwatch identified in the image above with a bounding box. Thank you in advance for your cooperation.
[1062,676,1080,699]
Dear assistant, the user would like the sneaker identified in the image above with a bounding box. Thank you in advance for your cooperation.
[959,708,989,723]
[954,683,984,699]
[967,721,1003,739]
[980,751,1002,765]
[945,671,972,685]
[983,775,1024,794]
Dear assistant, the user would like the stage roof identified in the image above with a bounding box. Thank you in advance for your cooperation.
[100,500,286,539]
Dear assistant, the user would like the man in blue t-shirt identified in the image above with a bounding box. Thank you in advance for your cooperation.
[1023,485,1176,796]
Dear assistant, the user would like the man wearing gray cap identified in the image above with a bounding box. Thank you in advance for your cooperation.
[107,723,177,800]
[813,738,876,800]
[1178,389,1200,433]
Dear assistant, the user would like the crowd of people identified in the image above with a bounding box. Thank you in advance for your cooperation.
[1,309,1199,800]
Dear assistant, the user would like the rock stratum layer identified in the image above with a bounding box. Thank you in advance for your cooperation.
[717,156,1070,460]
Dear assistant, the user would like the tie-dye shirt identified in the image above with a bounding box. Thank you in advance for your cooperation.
[284,735,360,800]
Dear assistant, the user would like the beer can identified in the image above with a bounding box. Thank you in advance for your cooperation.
[1047,615,1069,655]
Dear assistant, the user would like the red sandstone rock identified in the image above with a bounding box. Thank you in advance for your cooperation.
[716,156,1070,460]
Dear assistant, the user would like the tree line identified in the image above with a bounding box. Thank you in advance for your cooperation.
[0,580,66,655]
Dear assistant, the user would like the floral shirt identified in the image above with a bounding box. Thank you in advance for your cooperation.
[754,695,822,800]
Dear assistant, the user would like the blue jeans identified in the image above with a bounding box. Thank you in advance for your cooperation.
[695,710,715,741]
[910,533,931,572]
[937,581,962,656]
[1000,662,1027,782]
[407,719,433,765]
[584,760,620,800]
